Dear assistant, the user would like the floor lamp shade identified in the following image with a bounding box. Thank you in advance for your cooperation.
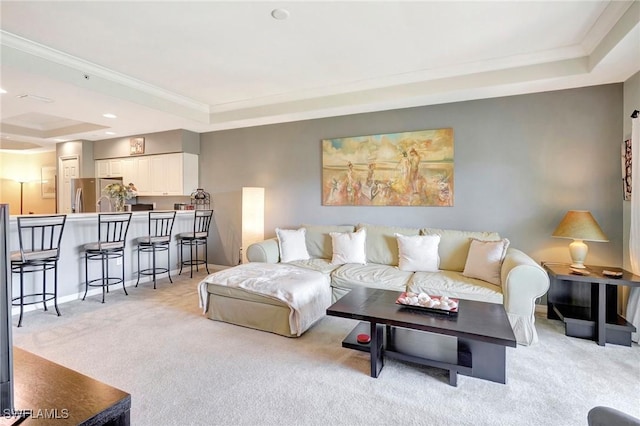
[241,187,265,264]
[552,210,608,268]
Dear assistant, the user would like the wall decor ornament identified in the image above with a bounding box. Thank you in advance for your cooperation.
[130,137,145,155]
[322,128,454,206]
[623,138,632,201]
[41,166,56,199]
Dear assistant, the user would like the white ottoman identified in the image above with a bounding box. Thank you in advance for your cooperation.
[199,263,331,337]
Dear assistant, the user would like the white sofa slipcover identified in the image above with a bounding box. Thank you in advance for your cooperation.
[245,223,549,345]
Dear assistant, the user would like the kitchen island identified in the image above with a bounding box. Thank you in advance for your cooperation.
[8,210,209,316]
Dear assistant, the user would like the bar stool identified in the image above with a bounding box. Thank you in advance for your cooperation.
[177,209,213,278]
[82,212,132,303]
[10,215,66,327]
[135,211,176,289]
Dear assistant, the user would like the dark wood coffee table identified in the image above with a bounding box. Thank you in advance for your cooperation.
[326,287,517,386]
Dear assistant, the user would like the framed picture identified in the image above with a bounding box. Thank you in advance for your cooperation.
[322,128,454,206]
[41,166,56,199]
[130,137,145,155]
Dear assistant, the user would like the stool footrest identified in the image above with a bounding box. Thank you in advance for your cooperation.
[12,293,57,306]
[86,277,124,287]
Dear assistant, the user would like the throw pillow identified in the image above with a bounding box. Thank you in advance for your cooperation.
[276,228,310,263]
[396,233,440,272]
[462,238,510,285]
[330,228,367,265]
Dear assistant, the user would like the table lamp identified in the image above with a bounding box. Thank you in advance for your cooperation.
[552,210,608,268]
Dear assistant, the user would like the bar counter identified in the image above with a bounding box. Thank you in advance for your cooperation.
[8,211,203,316]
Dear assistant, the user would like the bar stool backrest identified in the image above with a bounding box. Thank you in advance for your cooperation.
[16,215,67,262]
[97,213,132,250]
[193,210,213,239]
[148,211,176,242]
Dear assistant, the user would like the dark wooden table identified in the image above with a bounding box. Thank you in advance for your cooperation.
[326,287,516,386]
[5,347,130,425]
[544,263,640,346]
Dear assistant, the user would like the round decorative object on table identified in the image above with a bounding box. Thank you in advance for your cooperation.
[357,334,371,344]
[190,188,211,210]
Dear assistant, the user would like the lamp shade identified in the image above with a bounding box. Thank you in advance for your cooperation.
[552,210,608,242]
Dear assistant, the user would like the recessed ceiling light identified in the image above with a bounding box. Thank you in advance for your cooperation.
[0,88,6,94]
[103,113,117,119]
[105,131,116,135]
[271,8,290,20]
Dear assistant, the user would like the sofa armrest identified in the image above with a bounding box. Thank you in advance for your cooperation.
[501,248,549,314]
[500,248,549,345]
[246,238,280,263]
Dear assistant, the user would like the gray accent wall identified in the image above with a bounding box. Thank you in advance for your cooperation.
[200,84,623,267]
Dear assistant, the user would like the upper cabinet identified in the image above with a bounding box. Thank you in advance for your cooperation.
[95,159,124,178]
[95,153,198,196]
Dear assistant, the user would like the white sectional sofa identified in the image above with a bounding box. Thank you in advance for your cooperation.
[241,224,549,345]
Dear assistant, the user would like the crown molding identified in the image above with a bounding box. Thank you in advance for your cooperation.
[0,30,211,119]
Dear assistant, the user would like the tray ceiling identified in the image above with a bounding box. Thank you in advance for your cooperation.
[1,1,638,152]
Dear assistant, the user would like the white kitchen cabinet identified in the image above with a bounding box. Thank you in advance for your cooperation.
[121,158,137,186]
[148,153,198,196]
[136,157,151,194]
[95,159,125,178]
[97,154,197,195]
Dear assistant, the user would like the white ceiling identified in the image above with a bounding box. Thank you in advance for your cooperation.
[1,1,639,153]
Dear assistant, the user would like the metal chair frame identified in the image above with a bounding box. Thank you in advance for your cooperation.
[178,210,213,278]
[10,215,67,327]
[83,213,132,303]
[136,211,176,289]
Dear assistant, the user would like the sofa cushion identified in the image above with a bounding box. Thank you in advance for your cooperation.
[330,228,367,264]
[357,223,420,266]
[301,224,355,259]
[289,258,342,274]
[331,263,412,292]
[276,228,310,262]
[407,270,503,304]
[396,234,440,272]
[421,228,501,272]
[463,238,510,285]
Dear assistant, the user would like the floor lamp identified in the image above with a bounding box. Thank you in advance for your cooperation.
[14,180,27,215]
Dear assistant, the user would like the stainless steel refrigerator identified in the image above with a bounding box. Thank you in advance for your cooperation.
[70,177,123,213]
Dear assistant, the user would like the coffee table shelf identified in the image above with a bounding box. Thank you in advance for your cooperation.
[342,322,473,386]
[328,285,516,388]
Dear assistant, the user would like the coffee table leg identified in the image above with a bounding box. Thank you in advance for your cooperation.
[449,370,458,387]
[459,338,507,384]
[370,321,384,378]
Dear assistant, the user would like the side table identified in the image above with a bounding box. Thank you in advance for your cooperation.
[543,263,640,346]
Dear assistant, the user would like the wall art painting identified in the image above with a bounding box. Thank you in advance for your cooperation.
[623,138,631,201]
[130,137,145,155]
[41,166,56,199]
[322,128,454,206]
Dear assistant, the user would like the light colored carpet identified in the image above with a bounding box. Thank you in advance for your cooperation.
[11,272,640,426]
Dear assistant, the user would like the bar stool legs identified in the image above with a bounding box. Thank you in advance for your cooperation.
[82,213,132,303]
[10,214,66,327]
[83,249,128,303]
[135,211,176,289]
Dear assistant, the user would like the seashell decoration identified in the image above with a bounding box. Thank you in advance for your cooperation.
[396,292,458,311]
